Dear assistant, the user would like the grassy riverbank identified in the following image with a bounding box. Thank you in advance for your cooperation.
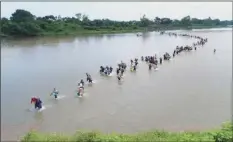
[0,26,146,38]
[39,28,145,36]
[1,9,232,38]
[22,121,232,142]
[1,25,230,39]
[38,25,229,37]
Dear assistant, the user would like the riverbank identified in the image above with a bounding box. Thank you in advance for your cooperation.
[0,28,144,39]
[34,25,231,37]
[22,121,232,142]
[41,28,144,36]
[1,25,230,39]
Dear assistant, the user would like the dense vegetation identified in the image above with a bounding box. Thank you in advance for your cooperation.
[22,121,232,142]
[1,9,232,37]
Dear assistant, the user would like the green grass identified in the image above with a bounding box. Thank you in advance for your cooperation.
[21,121,232,142]
[0,28,145,38]
[38,25,229,36]
[34,25,231,37]
[40,28,144,36]
[1,25,230,39]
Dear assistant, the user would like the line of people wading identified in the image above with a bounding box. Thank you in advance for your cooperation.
[30,31,208,110]
[141,32,208,70]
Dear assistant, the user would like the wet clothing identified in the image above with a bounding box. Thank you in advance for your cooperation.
[155,60,158,65]
[100,66,104,73]
[78,83,84,90]
[35,99,42,109]
[86,73,92,83]
[51,90,59,99]
[80,80,84,86]
[32,98,42,109]
[104,68,108,75]
[149,64,152,70]
[133,65,136,71]
[87,77,92,83]
[77,86,84,96]
[86,73,91,80]
[121,68,124,74]
[159,58,162,64]
[109,67,113,73]
[117,75,121,81]
[116,68,120,75]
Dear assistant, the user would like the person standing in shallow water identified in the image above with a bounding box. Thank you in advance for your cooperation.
[214,49,216,53]
[159,57,162,64]
[149,63,152,70]
[173,50,176,56]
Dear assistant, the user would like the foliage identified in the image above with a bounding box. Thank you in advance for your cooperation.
[1,9,232,37]
[21,122,233,142]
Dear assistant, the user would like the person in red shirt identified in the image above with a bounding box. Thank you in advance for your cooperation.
[30,97,42,109]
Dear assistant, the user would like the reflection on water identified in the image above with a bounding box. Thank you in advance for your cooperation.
[1,28,232,140]
[1,36,75,48]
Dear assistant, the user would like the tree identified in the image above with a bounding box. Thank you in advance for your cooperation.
[181,16,191,26]
[1,8,231,37]
[160,18,172,25]
[154,17,161,24]
[18,22,41,36]
[191,18,203,25]
[82,14,89,22]
[172,19,180,26]
[202,17,212,26]
[75,13,82,20]
[10,9,35,22]
[81,14,90,25]
[212,19,220,25]
[2,22,23,35]
[140,14,150,27]
[0,17,9,26]
[43,15,56,21]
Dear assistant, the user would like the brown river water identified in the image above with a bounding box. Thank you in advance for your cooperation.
[1,28,232,140]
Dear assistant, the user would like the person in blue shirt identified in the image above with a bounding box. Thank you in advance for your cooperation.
[50,88,59,99]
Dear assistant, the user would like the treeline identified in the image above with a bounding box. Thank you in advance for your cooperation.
[1,9,232,37]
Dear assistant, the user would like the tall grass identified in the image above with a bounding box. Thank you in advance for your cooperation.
[21,121,232,142]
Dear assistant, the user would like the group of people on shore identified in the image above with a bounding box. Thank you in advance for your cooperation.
[30,31,209,111]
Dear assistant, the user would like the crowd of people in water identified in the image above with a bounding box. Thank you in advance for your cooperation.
[31,31,211,110]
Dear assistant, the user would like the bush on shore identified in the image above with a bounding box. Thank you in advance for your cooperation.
[21,121,232,142]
